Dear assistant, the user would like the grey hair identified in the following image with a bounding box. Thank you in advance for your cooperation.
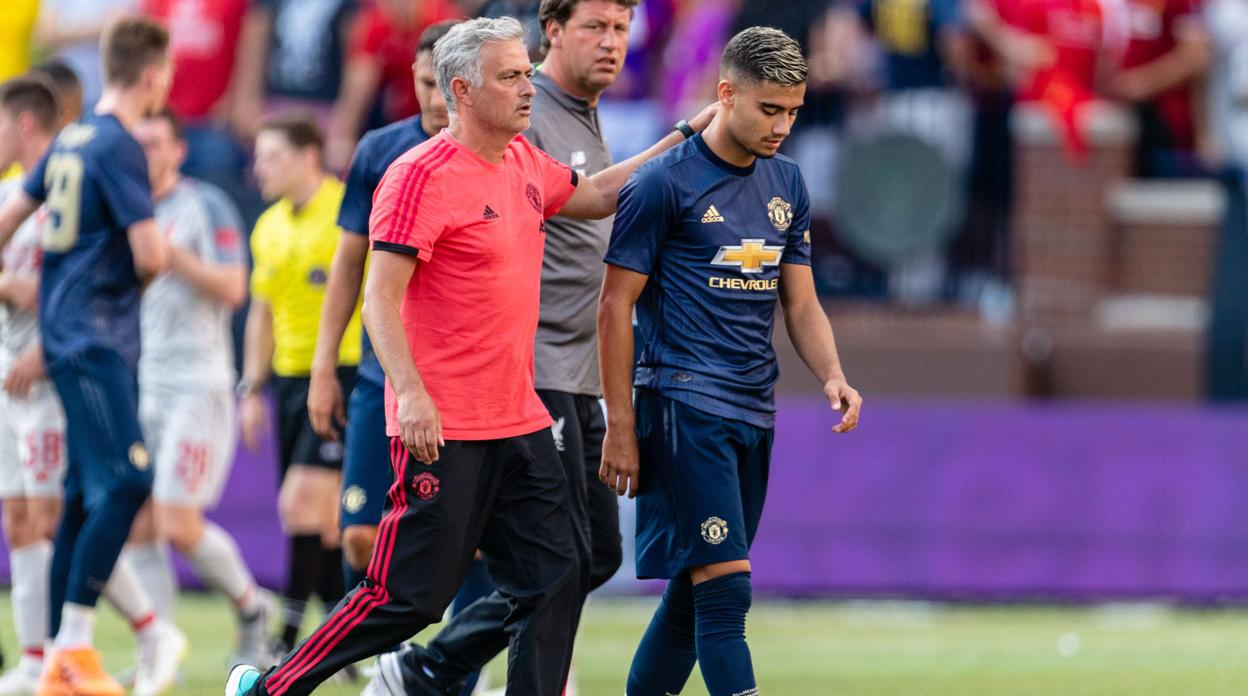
[720,27,807,87]
[433,16,526,113]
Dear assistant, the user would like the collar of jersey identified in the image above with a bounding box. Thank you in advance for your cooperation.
[693,134,756,177]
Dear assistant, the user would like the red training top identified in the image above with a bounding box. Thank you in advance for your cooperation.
[145,0,249,120]
[369,130,578,440]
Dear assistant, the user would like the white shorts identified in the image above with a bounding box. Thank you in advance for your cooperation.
[0,381,67,499]
[140,387,237,508]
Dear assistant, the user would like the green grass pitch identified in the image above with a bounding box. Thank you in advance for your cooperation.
[5,594,1248,694]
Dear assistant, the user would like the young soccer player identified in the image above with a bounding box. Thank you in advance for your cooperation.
[0,75,67,696]
[0,17,186,696]
[128,108,273,666]
[227,16,711,696]
[599,27,863,696]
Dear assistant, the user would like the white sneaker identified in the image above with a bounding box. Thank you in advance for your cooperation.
[134,620,187,696]
[231,590,279,670]
[0,655,42,695]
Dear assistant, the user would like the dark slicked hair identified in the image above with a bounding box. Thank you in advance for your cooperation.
[419,19,462,57]
[102,16,170,87]
[29,58,83,124]
[720,27,807,87]
[538,0,638,51]
[0,77,60,134]
[259,111,324,152]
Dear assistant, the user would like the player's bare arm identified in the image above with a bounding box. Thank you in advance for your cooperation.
[3,342,45,399]
[127,218,168,283]
[0,190,39,255]
[165,244,248,308]
[363,249,443,465]
[0,272,38,312]
[239,298,276,452]
[308,233,369,441]
[778,262,861,433]
[597,263,650,498]
[558,102,719,221]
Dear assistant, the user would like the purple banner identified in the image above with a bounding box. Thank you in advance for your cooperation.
[4,399,1248,601]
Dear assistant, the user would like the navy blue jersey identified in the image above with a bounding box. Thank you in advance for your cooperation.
[605,135,812,428]
[23,113,153,369]
[337,115,430,385]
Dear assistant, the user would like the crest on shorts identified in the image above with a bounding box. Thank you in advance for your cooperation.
[129,443,150,471]
[319,441,343,462]
[343,485,367,514]
[412,472,440,501]
[525,183,542,214]
[700,516,729,545]
[767,197,793,231]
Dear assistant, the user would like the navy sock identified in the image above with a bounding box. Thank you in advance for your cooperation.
[316,546,346,610]
[627,574,698,696]
[48,494,88,637]
[693,572,756,696]
[64,478,149,611]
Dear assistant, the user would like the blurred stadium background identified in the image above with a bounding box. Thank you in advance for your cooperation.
[5,0,1248,692]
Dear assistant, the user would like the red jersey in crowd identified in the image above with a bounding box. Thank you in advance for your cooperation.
[145,0,249,120]
[1119,0,1202,147]
[349,0,460,123]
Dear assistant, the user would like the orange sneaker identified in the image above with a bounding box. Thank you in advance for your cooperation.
[36,648,123,696]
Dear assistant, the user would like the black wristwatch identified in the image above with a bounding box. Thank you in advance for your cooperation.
[673,119,695,139]
[235,378,263,399]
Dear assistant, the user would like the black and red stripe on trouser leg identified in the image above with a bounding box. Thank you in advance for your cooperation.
[247,431,581,696]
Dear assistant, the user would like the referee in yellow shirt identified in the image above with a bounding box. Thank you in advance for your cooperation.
[238,112,362,656]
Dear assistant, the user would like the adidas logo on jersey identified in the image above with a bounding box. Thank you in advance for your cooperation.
[483,205,499,220]
[701,205,724,223]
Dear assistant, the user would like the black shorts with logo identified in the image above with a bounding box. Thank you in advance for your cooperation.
[272,366,356,479]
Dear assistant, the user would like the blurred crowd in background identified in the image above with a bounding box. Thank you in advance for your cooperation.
[1,0,1245,312]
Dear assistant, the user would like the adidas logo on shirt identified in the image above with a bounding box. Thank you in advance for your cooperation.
[701,205,724,224]
[483,205,499,220]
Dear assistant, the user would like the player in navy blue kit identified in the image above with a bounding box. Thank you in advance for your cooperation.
[598,27,863,696]
[0,17,173,696]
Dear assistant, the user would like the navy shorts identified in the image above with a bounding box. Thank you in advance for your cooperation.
[49,348,153,511]
[340,374,392,529]
[633,388,773,580]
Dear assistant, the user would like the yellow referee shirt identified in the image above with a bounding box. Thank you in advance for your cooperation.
[0,0,39,81]
[251,176,362,376]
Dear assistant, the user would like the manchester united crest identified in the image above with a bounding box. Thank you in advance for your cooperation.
[525,183,542,214]
[700,516,729,545]
[412,472,440,501]
[129,443,150,471]
[342,485,367,514]
[767,196,793,231]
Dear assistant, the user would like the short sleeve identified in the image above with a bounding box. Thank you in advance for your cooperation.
[22,150,50,202]
[198,184,247,266]
[337,140,375,235]
[603,165,676,277]
[369,160,450,259]
[98,136,154,231]
[249,214,277,300]
[526,140,577,219]
[784,169,813,266]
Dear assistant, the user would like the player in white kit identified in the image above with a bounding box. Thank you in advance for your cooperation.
[0,75,68,696]
[128,109,274,667]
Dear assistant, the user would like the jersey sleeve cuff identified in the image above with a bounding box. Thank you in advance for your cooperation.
[603,254,652,277]
[372,240,421,257]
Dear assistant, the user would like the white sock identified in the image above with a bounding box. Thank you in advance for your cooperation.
[102,556,157,636]
[124,543,177,620]
[54,603,95,649]
[10,540,51,653]
[188,523,260,616]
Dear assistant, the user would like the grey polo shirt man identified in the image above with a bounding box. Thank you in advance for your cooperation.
[524,68,622,590]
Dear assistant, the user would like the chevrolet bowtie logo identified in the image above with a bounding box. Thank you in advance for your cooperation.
[710,239,783,273]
